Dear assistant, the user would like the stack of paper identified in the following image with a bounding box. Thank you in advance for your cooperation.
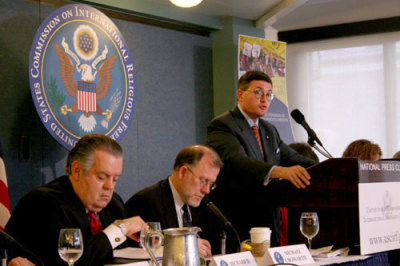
[311,246,350,259]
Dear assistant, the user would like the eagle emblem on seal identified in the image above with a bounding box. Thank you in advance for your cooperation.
[53,24,119,132]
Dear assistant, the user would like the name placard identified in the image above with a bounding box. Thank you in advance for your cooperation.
[210,251,257,266]
[359,161,400,254]
[263,244,314,265]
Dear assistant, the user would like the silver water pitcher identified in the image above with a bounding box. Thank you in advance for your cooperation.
[144,226,201,266]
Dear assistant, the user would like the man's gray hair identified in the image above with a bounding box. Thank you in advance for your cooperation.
[65,134,122,175]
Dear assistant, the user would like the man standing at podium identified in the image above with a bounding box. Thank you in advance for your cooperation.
[206,71,317,249]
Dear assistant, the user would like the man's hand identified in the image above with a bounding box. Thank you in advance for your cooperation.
[8,257,35,266]
[122,216,146,241]
[197,238,212,258]
[270,165,311,188]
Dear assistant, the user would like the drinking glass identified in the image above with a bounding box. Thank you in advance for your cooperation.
[140,222,162,248]
[58,228,83,266]
[140,222,163,265]
[300,212,319,250]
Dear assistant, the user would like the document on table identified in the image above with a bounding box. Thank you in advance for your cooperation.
[311,246,350,258]
[315,255,371,265]
[114,247,163,259]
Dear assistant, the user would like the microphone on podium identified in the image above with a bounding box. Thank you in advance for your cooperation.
[290,109,323,146]
[290,108,333,158]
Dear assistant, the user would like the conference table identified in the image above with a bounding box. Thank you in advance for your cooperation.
[108,247,393,266]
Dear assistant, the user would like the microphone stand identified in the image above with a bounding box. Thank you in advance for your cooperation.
[0,249,6,266]
[206,201,242,253]
[217,218,242,254]
[308,137,333,159]
[220,230,226,255]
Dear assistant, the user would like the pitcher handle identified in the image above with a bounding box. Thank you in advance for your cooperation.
[144,231,164,266]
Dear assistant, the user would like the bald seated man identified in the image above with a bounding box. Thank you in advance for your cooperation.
[126,145,224,257]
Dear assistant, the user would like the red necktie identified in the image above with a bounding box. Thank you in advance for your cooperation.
[280,207,288,246]
[88,211,102,235]
[251,125,288,245]
[251,125,264,157]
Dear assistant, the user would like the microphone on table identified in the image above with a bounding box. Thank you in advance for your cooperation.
[290,108,333,158]
[0,230,44,266]
[206,201,231,228]
[205,198,241,253]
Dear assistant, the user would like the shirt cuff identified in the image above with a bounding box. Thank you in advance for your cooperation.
[263,166,276,186]
[104,223,127,249]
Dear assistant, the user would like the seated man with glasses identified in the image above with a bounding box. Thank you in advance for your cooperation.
[206,71,317,251]
[126,145,223,257]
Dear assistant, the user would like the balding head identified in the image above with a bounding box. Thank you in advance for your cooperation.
[171,145,223,207]
[173,145,223,171]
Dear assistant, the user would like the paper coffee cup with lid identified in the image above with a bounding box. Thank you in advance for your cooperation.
[249,227,271,257]
[250,227,271,244]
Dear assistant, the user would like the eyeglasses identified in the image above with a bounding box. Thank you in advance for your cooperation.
[248,89,274,101]
[186,167,217,191]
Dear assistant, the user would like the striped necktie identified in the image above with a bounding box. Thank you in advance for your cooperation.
[182,204,192,227]
[252,124,264,157]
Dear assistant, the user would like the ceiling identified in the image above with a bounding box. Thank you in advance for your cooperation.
[79,0,400,32]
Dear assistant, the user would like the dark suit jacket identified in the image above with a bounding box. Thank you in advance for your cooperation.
[126,178,221,253]
[206,107,316,247]
[5,175,127,266]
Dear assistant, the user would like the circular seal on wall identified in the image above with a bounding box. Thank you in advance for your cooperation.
[28,4,136,150]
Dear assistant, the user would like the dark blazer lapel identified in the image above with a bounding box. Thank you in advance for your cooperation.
[232,107,264,161]
[259,119,276,164]
[58,178,91,234]
[161,180,179,229]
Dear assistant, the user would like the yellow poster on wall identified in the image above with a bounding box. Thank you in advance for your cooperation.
[238,35,294,144]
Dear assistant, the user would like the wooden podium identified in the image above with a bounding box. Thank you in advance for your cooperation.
[270,158,362,250]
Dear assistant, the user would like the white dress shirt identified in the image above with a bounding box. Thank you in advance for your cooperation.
[169,176,192,227]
